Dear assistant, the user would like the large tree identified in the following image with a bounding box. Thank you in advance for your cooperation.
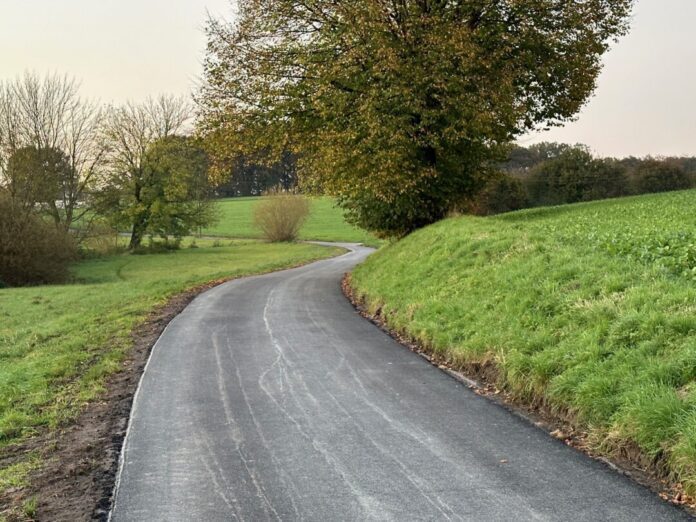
[198,0,634,237]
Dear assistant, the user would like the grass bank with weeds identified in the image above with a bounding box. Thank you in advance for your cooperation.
[350,190,696,495]
[0,239,341,509]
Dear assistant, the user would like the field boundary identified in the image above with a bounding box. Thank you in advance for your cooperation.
[341,273,696,517]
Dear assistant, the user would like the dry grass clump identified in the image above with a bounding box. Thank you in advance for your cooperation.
[253,189,311,242]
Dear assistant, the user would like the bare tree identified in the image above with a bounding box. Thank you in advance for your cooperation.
[0,73,106,233]
[100,95,193,248]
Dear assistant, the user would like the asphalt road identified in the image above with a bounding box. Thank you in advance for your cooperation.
[110,243,690,521]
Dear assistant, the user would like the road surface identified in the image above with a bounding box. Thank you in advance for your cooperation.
[110,243,690,521]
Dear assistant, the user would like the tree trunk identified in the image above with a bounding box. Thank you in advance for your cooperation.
[129,181,146,249]
[129,215,147,250]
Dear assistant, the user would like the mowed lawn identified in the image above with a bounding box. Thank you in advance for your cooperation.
[351,189,696,493]
[0,240,341,494]
[203,196,380,245]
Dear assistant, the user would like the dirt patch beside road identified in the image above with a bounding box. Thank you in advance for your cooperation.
[0,279,227,522]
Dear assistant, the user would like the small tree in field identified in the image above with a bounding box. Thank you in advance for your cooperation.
[97,133,215,248]
[99,96,217,249]
[253,189,310,242]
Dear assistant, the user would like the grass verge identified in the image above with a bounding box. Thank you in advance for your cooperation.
[349,189,696,505]
[0,240,341,518]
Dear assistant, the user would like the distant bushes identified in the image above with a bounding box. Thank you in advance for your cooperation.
[469,143,696,216]
[465,174,528,216]
[253,189,310,241]
[631,160,692,194]
[525,147,628,206]
[0,193,77,286]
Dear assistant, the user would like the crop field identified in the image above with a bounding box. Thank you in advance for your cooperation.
[0,240,341,496]
[203,196,380,245]
[350,189,696,492]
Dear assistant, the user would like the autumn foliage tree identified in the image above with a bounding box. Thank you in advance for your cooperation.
[198,0,634,237]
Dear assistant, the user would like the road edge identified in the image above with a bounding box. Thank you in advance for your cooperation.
[0,247,346,522]
[341,273,696,518]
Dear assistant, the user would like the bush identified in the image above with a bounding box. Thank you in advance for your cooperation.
[253,190,310,242]
[465,173,529,216]
[526,147,628,206]
[632,160,693,194]
[0,194,77,286]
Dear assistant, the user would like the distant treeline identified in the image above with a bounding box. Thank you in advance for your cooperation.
[215,142,696,216]
[215,152,297,197]
[466,142,696,216]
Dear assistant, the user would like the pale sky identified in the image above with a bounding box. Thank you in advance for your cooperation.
[525,1,696,158]
[0,0,231,103]
[0,0,694,158]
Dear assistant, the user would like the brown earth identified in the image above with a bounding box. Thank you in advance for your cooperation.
[0,278,230,522]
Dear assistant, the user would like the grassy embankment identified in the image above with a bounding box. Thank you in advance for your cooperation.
[351,189,696,493]
[204,196,381,246]
[0,239,341,498]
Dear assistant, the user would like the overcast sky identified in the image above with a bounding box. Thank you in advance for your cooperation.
[0,1,694,158]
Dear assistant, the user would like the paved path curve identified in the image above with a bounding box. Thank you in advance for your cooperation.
[110,244,690,521]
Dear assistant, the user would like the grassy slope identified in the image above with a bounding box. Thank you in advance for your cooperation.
[351,190,696,492]
[203,196,380,245]
[0,240,341,494]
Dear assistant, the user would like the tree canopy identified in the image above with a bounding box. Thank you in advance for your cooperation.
[526,145,627,205]
[96,134,214,248]
[0,73,104,233]
[96,96,215,249]
[198,0,634,237]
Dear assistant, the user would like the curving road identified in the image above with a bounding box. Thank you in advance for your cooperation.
[110,244,690,521]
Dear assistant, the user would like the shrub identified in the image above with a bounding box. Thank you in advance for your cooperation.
[0,194,77,286]
[526,147,628,206]
[253,190,310,242]
[632,160,692,194]
[465,173,529,216]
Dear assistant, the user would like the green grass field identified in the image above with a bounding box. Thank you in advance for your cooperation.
[350,189,696,493]
[0,239,341,499]
[203,196,380,245]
